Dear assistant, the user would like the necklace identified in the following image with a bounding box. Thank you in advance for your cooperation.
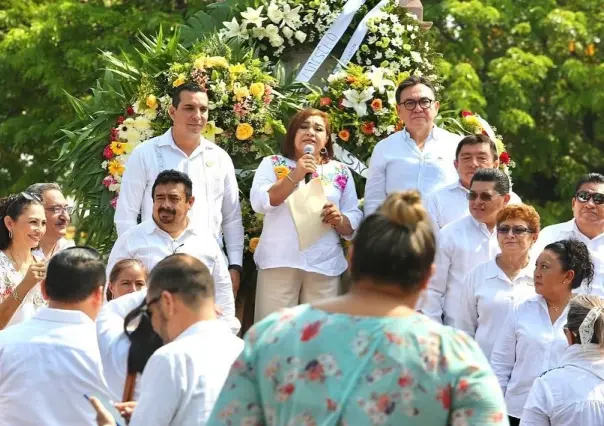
[6,248,31,274]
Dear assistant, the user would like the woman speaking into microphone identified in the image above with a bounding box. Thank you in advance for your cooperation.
[250,108,362,322]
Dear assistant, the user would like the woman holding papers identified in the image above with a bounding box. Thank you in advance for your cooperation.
[250,108,362,322]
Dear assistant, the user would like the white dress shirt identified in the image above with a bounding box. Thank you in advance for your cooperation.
[97,290,149,402]
[426,180,523,229]
[32,237,75,259]
[490,295,569,418]
[106,219,239,332]
[521,344,604,426]
[364,126,460,216]
[129,320,243,426]
[422,215,500,325]
[0,308,111,426]
[532,219,604,295]
[114,129,244,266]
[250,156,363,276]
[456,258,535,359]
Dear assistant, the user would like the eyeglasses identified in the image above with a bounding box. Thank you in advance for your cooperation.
[398,97,435,111]
[140,294,162,320]
[45,205,73,215]
[467,192,502,202]
[575,191,604,205]
[497,225,534,236]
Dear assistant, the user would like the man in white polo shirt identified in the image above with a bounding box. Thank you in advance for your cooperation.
[107,170,239,333]
[0,247,110,426]
[364,75,461,215]
[425,134,522,229]
[532,173,604,295]
[421,168,511,325]
[89,254,243,426]
[114,82,244,294]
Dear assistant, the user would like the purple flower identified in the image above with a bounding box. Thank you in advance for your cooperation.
[334,174,348,191]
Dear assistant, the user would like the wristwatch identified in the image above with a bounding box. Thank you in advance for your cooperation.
[228,264,243,274]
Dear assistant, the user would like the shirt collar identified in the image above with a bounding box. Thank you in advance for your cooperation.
[33,307,94,325]
[157,128,212,157]
[468,215,495,236]
[402,125,437,144]
[571,219,604,241]
[485,257,533,282]
[174,320,230,342]
[141,218,198,237]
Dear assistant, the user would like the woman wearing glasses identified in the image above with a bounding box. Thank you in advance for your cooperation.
[0,193,47,329]
[456,204,540,359]
[522,294,604,425]
[491,239,594,426]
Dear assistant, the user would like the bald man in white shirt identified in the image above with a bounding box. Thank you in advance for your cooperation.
[0,247,110,426]
[90,254,243,426]
[421,168,511,325]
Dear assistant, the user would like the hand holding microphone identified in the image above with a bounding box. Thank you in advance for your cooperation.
[291,144,317,184]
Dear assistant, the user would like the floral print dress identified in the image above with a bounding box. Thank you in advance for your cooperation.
[0,251,46,327]
[208,305,508,426]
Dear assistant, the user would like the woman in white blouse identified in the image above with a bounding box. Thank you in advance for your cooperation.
[0,193,47,329]
[250,108,362,321]
[521,294,604,425]
[457,204,540,359]
[491,239,594,426]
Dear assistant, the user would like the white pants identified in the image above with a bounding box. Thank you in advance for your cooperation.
[254,267,340,322]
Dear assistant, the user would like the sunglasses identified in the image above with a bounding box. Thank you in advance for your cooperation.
[467,192,502,202]
[575,191,604,205]
[140,294,161,320]
[497,225,534,236]
[7,192,42,213]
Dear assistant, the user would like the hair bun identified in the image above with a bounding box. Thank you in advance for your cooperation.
[380,191,427,228]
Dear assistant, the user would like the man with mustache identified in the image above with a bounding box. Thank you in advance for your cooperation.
[26,182,75,259]
[114,83,244,296]
[107,170,239,333]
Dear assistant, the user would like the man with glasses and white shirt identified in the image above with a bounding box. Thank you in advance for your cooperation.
[531,173,604,295]
[107,170,238,333]
[420,168,511,325]
[27,182,75,259]
[364,76,461,215]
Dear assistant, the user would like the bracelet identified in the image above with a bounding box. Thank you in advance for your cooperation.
[228,264,243,274]
[11,288,23,304]
[286,174,298,186]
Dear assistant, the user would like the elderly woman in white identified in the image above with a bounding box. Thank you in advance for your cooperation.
[251,108,362,322]
[456,204,539,359]
[491,239,595,426]
[521,294,604,425]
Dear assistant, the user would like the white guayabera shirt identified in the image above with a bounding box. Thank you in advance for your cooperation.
[364,126,461,216]
[114,128,244,266]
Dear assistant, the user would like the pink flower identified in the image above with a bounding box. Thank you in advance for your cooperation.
[102,176,116,188]
[335,174,348,191]
[263,95,272,105]
[264,86,273,95]
[103,145,114,160]
[233,102,248,119]
[461,110,473,117]
[116,116,125,125]
[110,196,118,209]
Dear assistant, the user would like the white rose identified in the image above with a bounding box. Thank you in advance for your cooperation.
[282,26,294,39]
[270,36,284,47]
[294,30,307,43]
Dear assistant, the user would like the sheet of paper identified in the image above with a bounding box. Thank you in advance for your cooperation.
[286,179,332,250]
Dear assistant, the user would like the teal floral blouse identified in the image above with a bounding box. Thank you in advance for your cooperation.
[208,305,509,426]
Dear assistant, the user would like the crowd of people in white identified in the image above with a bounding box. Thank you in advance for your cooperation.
[0,77,603,425]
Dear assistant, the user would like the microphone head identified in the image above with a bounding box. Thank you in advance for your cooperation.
[303,144,315,155]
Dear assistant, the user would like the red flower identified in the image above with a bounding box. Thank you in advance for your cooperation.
[116,116,125,125]
[110,196,118,209]
[301,320,322,342]
[126,105,134,115]
[281,383,295,395]
[458,379,470,392]
[436,385,452,410]
[103,145,114,160]
[361,121,375,135]
[319,97,332,107]
[102,176,116,188]
[499,152,511,165]
[461,110,473,117]
[110,128,119,140]
[326,398,337,412]
[398,374,414,387]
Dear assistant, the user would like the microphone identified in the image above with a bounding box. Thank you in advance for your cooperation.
[304,144,314,184]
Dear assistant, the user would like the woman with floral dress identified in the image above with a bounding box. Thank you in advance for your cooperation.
[208,191,508,425]
[250,108,362,322]
[0,193,47,329]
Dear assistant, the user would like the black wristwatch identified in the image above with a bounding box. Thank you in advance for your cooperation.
[228,264,243,274]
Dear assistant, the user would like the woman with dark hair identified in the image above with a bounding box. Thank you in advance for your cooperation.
[209,191,506,425]
[250,108,362,322]
[107,259,148,301]
[522,294,604,425]
[0,193,47,329]
[96,290,162,402]
[491,239,595,426]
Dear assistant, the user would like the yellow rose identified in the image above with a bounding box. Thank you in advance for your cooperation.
[146,94,158,110]
[173,73,187,87]
[108,159,125,177]
[273,165,290,180]
[249,237,260,253]
[249,82,265,98]
[235,123,254,140]
[233,83,250,100]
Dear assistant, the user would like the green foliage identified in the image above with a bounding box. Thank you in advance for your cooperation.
[425,0,604,226]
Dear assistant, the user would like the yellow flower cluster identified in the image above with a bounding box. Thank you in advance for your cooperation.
[146,95,158,110]
[110,141,131,156]
[273,165,290,180]
[235,123,254,140]
[108,159,125,177]
[194,56,229,69]
[463,115,483,134]
[233,83,250,101]
[173,73,187,87]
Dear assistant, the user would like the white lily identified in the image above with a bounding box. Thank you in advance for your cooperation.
[241,6,266,28]
[222,18,249,39]
[342,87,375,117]
[282,4,302,28]
[267,3,283,24]
[367,67,395,94]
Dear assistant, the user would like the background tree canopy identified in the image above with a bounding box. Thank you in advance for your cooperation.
[1,0,603,228]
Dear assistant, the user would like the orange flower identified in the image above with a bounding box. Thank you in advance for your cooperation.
[370,98,383,111]
[346,75,357,84]
[249,237,260,253]
[395,120,404,131]
[585,43,596,57]
[338,129,350,142]
[361,121,375,135]
[319,97,332,107]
